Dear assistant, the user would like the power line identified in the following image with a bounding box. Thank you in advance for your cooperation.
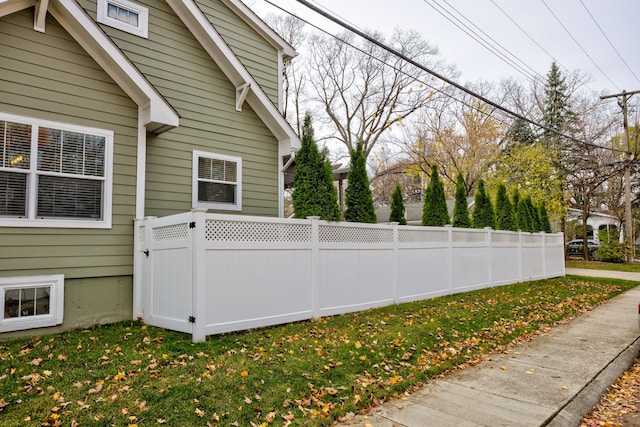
[488,0,567,74]
[578,0,640,87]
[289,0,624,154]
[540,0,620,91]
[260,0,513,129]
[421,0,541,83]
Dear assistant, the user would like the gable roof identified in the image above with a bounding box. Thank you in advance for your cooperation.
[0,0,180,133]
[1,0,300,151]
[166,0,300,153]
[221,0,297,61]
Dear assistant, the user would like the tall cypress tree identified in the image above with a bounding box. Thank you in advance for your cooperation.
[495,183,516,231]
[345,140,376,223]
[524,196,540,232]
[472,179,495,229]
[512,189,522,231]
[516,194,531,232]
[539,202,552,233]
[452,173,471,228]
[422,165,449,226]
[389,183,407,225]
[292,113,341,220]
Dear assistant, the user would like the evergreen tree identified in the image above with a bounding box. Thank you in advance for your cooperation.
[495,183,516,231]
[422,165,450,226]
[524,196,540,232]
[507,117,535,145]
[345,140,376,223]
[512,189,522,231]
[452,173,471,228]
[515,192,531,232]
[539,202,552,233]
[542,62,575,148]
[472,179,495,229]
[389,183,407,225]
[292,113,341,220]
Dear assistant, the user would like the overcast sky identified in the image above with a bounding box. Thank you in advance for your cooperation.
[246,0,640,100]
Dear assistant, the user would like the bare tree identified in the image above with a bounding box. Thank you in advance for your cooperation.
[394,84,506,196]
[263,13,308,134]
[304,28,453,159]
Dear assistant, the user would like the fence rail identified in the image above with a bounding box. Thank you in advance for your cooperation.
[135,211,565,342]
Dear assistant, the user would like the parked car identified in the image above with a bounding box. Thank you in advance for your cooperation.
[566,239,600,258]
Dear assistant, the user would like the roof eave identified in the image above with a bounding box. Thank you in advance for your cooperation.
[167,0,300,151]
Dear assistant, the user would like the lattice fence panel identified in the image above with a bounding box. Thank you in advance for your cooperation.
[319,225,393,243]
[139,226,145,246]
[205,219,311,243]
[152,223,189,242]
[545,234,563,245]
[492,233,519,244]
[398,228,448,243]
[523,234,544,244]
[452,230,488,243]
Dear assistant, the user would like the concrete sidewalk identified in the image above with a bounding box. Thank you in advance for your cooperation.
[338,269,640,427]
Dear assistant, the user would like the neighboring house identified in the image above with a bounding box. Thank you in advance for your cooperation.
[375,199,474,225]
[0,0,299,336]
[565,208,621,242]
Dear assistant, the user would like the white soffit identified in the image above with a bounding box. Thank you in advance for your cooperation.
[0,0,180,133]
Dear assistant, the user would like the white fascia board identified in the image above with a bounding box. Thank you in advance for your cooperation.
[48,0,179,133]
[0,0,34,17]
[167,0,300,152]
[221,0,297,60]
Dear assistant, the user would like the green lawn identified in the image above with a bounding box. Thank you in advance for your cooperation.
[565,259,640,273]
[0,276,637,426]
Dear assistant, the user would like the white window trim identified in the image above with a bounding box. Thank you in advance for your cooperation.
[192,150,242,211]
[0,112,114,229]
[97,0,149,38]
[0,275,64,333]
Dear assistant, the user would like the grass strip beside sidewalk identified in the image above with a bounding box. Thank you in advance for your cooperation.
[0,276,636,426]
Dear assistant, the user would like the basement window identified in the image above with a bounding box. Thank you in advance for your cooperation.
[97,0,149,38]
[0,275,64,332]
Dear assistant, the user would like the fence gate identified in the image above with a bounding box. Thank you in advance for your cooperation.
[142,215,195,335]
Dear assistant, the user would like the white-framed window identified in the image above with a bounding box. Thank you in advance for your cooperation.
[0,275,64,333]
[97,0,149,38]
[192,151,242,211]
[0,112,113,228]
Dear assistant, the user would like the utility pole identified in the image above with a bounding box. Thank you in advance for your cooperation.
[601,89,640,262]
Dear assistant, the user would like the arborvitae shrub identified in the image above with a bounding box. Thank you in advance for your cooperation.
[422,165,449,226]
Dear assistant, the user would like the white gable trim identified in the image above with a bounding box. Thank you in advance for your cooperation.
[0,0,34,17]
[166,0,299,153]
[0,0,179,133]
[221,0,297,61]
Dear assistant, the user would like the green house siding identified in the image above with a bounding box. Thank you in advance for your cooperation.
[195,0,280,105]
[0,11,139,280]
[81,0,281,218]
[0,276,132,340]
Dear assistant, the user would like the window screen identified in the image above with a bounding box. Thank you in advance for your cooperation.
[0,114,111,226]
[193,151,241,210]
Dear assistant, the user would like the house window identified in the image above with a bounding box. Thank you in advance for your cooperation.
[97,0,149,38]
[0,112,113,228]
[193,151,242,211]
[0,275,64,333]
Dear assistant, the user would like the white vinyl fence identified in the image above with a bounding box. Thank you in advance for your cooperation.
[135,210,565,342]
